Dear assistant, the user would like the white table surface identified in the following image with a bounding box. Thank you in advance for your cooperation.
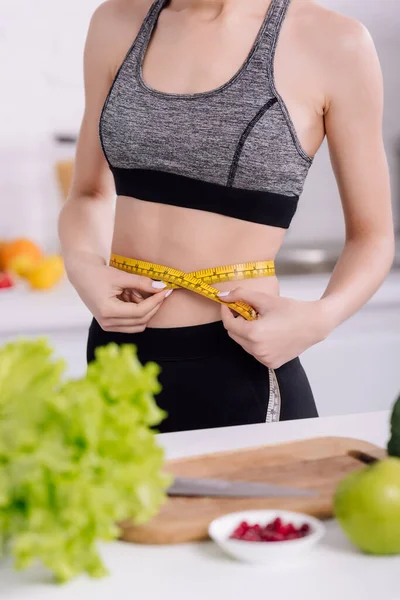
[2,410,398,600]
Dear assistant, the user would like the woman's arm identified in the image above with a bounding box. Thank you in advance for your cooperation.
[219,19,394,369]
[58,2,118,275]
[58,1,169,332]
[318,21,394,330]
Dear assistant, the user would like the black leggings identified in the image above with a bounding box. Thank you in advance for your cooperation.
[87,319,318,433]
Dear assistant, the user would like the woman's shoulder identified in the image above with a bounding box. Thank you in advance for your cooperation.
[289,0,379,105]
[90,0,154,28]
[293,0,375,65]
[86,0,154,73]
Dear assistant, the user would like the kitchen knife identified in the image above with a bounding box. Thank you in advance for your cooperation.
[167,477,317,498]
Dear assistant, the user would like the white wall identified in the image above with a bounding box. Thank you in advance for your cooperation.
[1,0,399,249]
[0,0,100,249]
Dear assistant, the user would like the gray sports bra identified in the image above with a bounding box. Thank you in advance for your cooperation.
[100,0,314,229]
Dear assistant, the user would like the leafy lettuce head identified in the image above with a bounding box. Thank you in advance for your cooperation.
[0,339,170,583]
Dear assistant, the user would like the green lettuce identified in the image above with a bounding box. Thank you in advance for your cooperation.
[0,338,170,583]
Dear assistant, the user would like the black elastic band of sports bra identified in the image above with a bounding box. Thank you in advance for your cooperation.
[111,167,299,229]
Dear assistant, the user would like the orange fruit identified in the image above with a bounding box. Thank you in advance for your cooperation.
[26,255,64,290]
[1,238,42,273]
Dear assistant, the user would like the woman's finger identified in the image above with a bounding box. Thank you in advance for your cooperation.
[108,288,172,319]
[102,302,165,329]
[120,290,132,303]
[131,289,143,301]
[111,268,161,295]
[218,287,274,316]
[220,304,250,337]
[121,289,142,303]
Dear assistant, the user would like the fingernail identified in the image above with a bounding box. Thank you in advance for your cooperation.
[217,291,231,297]
[132,290,143,299]
[165,289,173,297]
[152,280,167,289]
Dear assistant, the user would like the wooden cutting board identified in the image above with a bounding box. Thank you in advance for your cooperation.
[119,436,386,545]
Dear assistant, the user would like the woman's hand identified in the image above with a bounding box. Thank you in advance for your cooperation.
[70,259,171,333]
[219,287,331,369]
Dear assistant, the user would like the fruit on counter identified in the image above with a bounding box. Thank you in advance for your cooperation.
[7,254,39,277]
[0,272,14,289]
[334,457,400,555]
[230,517,311,542]
[0,239,64,290]
[0,338,170,583]
[25,255,64,290]
[335,394,400,555]
[0,238,42,274]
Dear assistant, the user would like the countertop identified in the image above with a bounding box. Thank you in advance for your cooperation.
[2,410,399,600]
[2,269,400,335]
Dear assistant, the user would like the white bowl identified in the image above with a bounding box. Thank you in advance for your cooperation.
[208,509,326,565]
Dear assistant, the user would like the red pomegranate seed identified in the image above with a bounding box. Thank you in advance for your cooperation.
[278,524,289,536]
[229,517,312,542]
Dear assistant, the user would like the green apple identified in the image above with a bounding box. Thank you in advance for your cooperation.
[334,457,400,555]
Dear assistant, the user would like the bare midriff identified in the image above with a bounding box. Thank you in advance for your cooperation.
[111,196,285,327]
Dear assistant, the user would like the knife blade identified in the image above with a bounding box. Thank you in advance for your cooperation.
[167,477,317,498]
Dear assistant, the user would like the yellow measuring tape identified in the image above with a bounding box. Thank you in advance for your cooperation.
[110,253,276,321]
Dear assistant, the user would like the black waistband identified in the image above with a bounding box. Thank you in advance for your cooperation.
[90,318,239,361]
[134,319,235,360]
[111,167,298,229]
[89,317,302,370]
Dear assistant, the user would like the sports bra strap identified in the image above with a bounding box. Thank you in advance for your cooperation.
[136,0,165,55]
[253,0,291,71]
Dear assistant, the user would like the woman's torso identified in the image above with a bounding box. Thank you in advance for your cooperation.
[102,0,326,326]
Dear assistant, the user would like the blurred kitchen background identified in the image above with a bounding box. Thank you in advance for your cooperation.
[1,0,399,417]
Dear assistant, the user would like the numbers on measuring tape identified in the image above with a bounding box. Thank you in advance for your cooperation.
[109,255,275,321]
